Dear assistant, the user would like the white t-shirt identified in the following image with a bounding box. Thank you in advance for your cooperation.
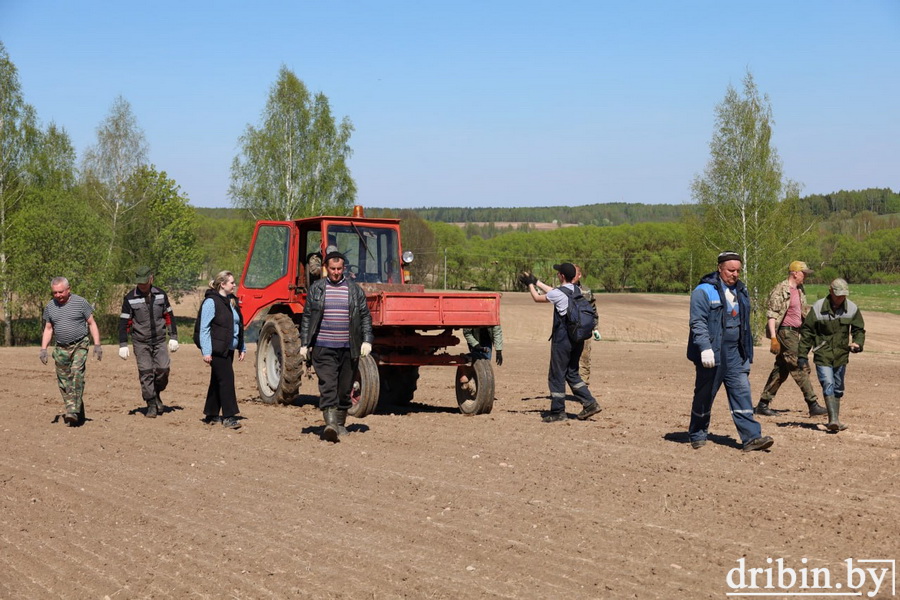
[545,283,575,316]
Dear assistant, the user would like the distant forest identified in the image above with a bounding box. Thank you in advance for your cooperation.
[370,187,900,228]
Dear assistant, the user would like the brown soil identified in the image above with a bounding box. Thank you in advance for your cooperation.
[2,293,898,599]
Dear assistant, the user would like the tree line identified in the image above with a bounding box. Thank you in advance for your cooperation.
[4,44,898,347]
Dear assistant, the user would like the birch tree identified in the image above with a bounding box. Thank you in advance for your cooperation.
[229,66,356,220]
[0,42,38,345]
[689,71,813,334]
[81,96,149,305]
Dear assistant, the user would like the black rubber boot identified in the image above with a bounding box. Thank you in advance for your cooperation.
[806,399,827,417]
[336,409,349,438]
[155,393,165,415]
[322,407,339,442]
[824,396,848,431]
[145,398,158,418]
[755,400,775,416]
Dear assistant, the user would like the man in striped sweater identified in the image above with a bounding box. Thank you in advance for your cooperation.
[299,251,374,442]
[40,277,103,426]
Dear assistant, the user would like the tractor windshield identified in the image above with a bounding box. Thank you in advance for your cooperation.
[326,225,401,284]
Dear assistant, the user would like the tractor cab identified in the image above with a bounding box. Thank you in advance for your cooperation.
[238,207,408,325]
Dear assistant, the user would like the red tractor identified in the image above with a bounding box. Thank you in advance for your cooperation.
[237,206,500,417]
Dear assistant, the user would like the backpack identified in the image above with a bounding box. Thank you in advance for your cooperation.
[558,286,598,342]
[193,304,203,349]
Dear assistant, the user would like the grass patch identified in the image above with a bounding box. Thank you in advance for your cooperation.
[804,283,900,315]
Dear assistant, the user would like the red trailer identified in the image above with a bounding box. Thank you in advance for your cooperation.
[237,206,500,417]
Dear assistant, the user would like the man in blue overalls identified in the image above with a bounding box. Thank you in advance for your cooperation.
[687,251,773,452]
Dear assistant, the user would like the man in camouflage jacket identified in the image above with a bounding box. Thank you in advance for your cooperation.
[756,261,826,417]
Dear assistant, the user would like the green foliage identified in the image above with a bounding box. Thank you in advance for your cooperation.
[121,166,203,298]
[0,41,41,345]
[229,66,356,220]
[196,212,255,280]
[8,187,108,312]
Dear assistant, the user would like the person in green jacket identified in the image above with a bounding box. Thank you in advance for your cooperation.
[797,278,866,432]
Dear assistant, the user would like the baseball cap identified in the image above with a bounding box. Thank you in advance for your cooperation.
[717,251,742,264]
[789,260,814,274]
[553,262,577,280]
[830,278,849,297]
[135,266,153,284]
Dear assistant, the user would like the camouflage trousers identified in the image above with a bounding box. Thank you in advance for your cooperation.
[579,338,591,384]
[760,327,818,405]
[53,336,90,416]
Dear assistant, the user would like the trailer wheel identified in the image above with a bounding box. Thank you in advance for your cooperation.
[379,366,419,405]
[349,354,380,418]
[455,359,494,415]
[255,314,303,404]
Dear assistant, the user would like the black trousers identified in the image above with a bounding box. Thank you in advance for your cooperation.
[311,346,357,410]
[204,351,239,418]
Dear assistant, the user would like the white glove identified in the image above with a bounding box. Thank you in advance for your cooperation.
[118,346,130,360]
[168,339,179,353]
[592,329,601,341]
[700,349,715,368]
[299,346,309,361]
[360,342,372,357]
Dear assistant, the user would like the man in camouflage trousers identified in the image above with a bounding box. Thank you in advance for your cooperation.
[40,277,103,426]
[755,261,827,418]
[573,265,601,384]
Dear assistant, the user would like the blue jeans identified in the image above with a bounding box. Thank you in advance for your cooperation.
[815,364,846,398]
[469,345,492,361]
[689,340,762,445]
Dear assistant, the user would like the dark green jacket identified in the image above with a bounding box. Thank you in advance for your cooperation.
[799,297,865,368]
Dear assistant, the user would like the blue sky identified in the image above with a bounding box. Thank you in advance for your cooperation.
[2,0,898,209]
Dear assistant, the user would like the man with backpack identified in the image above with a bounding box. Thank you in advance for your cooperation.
[522,262,601,423]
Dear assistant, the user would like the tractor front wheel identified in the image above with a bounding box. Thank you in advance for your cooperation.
[255,314,303,404]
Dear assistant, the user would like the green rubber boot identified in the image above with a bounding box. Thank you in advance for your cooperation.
[824,396,848,432]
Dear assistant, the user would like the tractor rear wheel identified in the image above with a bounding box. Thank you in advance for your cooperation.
[255,314,303,404]
[455,359,494,415]
[349,354,380,418]
[379,365,419,405]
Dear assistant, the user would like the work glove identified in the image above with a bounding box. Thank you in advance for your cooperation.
[592,329,602,341]
[797,356,809,369]
[360,342,372,357]
[299,346,309,361]
[495,350,503,366]
[769,337,781,355]
[700,349,715,368]
[39,348,49,365]
[517,270,537,287]
[118,346,130,360]
[94,345,103,361]
[168,339,179,353]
